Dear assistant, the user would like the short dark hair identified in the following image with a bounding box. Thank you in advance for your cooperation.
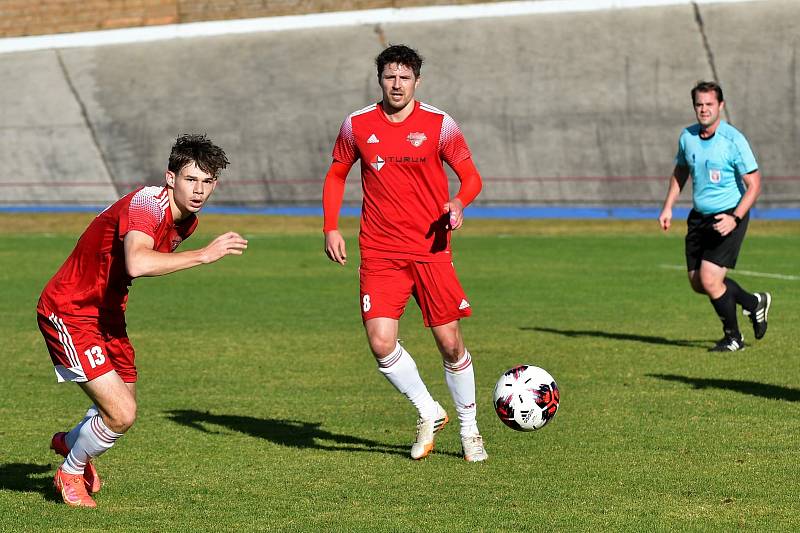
[691,81,724,104]
[168,134,229,179]
[375,44,423,78]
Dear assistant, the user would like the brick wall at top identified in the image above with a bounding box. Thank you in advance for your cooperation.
[0,0,504,38]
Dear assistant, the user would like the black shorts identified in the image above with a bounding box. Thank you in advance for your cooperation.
[685,208,749,270]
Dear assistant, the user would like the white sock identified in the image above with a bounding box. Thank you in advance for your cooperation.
[444,349,479,437]
[65,405,100,450]
[62,415,123,475]
[376,343,438,420]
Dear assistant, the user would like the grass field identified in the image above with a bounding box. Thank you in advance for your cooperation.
[1,214,798,531]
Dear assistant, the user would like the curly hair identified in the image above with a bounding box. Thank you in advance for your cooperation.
[168,134,229,179]
[375,44,423,78]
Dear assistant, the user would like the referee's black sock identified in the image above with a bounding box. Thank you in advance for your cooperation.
[724,278,758,312]
[710,289,741,338]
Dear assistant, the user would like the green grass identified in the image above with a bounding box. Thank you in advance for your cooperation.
[1,216,799,531]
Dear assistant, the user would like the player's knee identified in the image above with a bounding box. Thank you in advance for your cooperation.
[105,405,137,434]
[700,276,722,295]
[368,336,397,358]
[437,340,463,363]
[113,412,136,434]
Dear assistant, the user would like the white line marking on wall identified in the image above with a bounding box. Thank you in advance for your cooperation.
[0,0,765,54]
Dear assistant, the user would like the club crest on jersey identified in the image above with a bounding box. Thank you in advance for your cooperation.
[406,132,427,147]
[709,169,721,183]
[371,155,385,171]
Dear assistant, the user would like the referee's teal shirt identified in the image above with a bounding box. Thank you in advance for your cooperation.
[675,120,758,215]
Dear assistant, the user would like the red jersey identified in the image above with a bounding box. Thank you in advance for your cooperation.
[38,186,197,319]
[332,101,472,261]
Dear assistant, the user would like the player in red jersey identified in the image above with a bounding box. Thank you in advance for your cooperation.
[37,134,248,507]
[322,45,486,462]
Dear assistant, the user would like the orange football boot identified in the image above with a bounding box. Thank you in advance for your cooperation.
[54,466,97,508]
[51,432,102,493]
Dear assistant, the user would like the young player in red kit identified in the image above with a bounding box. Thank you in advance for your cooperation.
[37,134,248,507]
[322,45,486,462]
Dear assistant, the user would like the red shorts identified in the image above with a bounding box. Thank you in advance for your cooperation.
[359,258,472,327]
[37,307,137,383]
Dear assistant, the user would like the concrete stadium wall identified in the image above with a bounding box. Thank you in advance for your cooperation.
[1,0,799,208]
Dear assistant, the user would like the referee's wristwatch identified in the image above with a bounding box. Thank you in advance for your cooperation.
[732,214,742,226]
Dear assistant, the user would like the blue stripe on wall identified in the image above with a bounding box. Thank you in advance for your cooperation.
[2,205,799,219]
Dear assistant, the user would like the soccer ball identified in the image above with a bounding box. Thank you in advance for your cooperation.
[493,365,560,431]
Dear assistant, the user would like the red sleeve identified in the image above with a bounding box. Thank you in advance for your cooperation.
[332,115,359,165]
[453,158,482,207]
[322,160,353,232]
[125,188,165,240]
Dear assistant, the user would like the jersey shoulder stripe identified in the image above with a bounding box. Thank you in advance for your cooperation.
[419,102,447,116]
[334,107,375,164]
[133,185,168,203]
[130,186,168,226]
[339,104,375,138]
[349,103,377,119]
[419,102,464,153]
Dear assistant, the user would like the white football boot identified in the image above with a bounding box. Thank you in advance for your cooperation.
[461,433,488,463]
[410,402,449,460]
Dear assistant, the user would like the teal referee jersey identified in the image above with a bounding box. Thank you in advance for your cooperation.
[675,120,758,215]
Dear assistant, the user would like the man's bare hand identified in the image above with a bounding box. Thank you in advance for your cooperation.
[658,207,672,231]
[325,230,347,265]
[443,198,465,230]
[201,232,248,264]
[713,213,738,237]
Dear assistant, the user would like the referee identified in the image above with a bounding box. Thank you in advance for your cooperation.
[658,81,771,352]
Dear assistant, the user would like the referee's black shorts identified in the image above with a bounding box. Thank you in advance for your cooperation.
[685,208,749,271]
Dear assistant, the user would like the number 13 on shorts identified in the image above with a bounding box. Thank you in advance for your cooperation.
[84,345,107,369]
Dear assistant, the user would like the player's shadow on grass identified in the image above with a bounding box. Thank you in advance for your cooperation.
[648,374,800,402]
[523,326,710,349]
[0,463,60,502]
[165,410,460,457]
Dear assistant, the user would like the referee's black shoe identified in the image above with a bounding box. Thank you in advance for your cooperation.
[709,332,745,352]
[743,292,771,340]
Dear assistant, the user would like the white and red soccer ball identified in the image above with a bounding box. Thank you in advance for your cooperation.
[493,365,560,431]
